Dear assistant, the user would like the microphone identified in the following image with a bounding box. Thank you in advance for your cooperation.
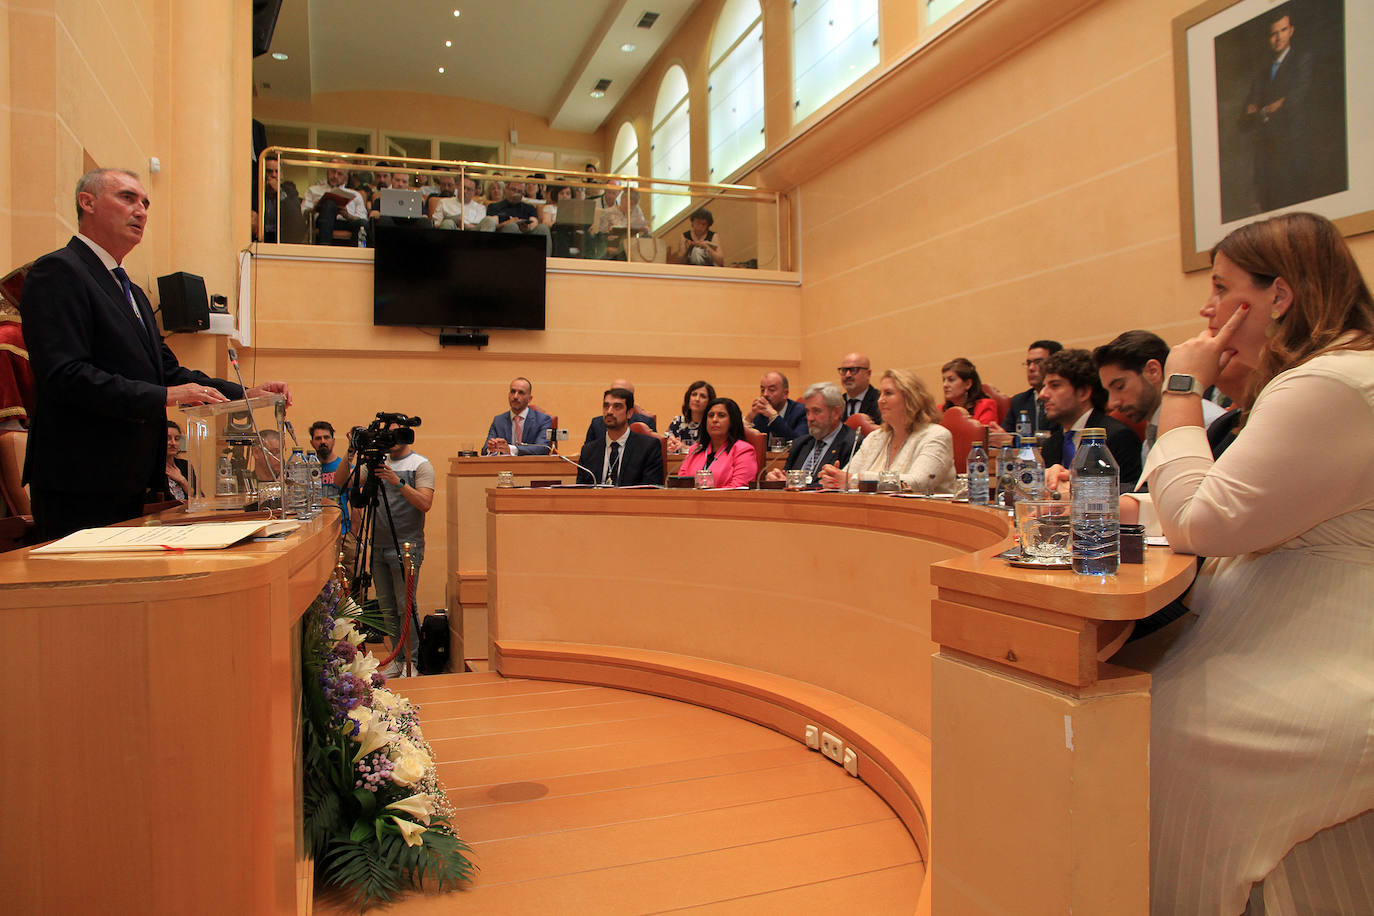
[844,422,864,491]
[226,344,283,506]
[553,451,610,487]
[282,419,302,450]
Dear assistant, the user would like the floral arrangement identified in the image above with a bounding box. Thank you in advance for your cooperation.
[301,579,474,909]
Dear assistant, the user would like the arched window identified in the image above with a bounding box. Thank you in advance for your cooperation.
[611,122,640,176]
[650,65,691,230]
[708,0,764,182]
[792,0,879,123]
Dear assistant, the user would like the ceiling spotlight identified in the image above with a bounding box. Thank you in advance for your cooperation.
[620,43,636,52]
[271,51,289,61]
[445,40,452,47]
[589,90,605,99]
[438,66,446,74]
[453,9,460,16]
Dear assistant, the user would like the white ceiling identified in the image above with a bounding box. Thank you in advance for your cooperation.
[252,0,699,135]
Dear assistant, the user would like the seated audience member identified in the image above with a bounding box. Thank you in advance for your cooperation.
[483,179,504,204]
[251,153,302,243]
[581,164,604,203]
[486,181,550,247]
[838,352,882,422]
[765,382,856,485]
[665,380,716,452]
[1002,339,1062,432]
[540,184,570,226]
[424,171,458,221]
[590,183,649,259]
[746,371,808,442]
[301,160,368,246]
[485,376,553,456]
[820,369,956,493]
[369,165,427,232]
[675,208,724,267]
[164,420,189,501]
[676,397,759,488]
[524,174,546,205]
[576,387,664,486]
[1123,212,1374,914]
[367,164,395,216]
[585,378,656,442]
[1037,348,1142,489]
[1093,329,1228,465]
[434,175,487,230]
[940,357,1000,425]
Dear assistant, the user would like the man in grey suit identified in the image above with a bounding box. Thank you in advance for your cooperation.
[485,376,553,455]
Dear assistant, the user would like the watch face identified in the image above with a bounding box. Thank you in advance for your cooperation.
[1167,375,1195,393]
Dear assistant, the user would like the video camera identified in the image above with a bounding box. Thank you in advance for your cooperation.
[348,412,422,468]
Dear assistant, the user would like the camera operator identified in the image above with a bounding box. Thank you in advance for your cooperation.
[363,420,433,677]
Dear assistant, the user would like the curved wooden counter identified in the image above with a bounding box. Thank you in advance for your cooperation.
[485,489,1196,915]
[0,509,341,915]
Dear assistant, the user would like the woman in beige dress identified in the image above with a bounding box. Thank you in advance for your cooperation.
[819,368,955,493]
[1142,212,1374,914]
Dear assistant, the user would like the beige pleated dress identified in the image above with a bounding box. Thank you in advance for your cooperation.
[1143,347,1374,915]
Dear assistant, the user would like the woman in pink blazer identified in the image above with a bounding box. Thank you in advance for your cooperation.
[676,397,759,488]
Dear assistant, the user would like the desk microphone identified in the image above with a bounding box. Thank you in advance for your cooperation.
[553,452,610,487]
[844,423,864,490]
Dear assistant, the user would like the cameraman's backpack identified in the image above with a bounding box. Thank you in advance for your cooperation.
[418,610,450,675]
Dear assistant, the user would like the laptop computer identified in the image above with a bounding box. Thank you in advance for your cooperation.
[378,188,423,218]
[553,197,596,227]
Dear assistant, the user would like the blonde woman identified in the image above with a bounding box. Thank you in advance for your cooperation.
[819,368,955,493]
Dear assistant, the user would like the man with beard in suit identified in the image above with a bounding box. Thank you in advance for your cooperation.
[21,168,290,540]
[576,387,664,486]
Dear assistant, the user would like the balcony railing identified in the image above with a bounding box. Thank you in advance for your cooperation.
[256,147,792,272]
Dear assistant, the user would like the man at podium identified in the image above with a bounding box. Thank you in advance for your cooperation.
[21,167,290,540]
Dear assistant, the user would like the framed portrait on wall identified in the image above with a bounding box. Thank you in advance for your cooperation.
[1172,0,1373,270]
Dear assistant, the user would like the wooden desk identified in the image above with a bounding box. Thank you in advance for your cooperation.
[0,509,341,915]
[484,489,1196,915]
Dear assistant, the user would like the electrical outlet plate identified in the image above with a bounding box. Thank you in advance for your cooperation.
[820,731,843,763]
[804,725,820,750]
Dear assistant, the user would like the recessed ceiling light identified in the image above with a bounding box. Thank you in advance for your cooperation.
[620,43,636,52]
[445,40,452,47]
[271,51,289,61]
[453,9,460,16]
[438,66,446,74]
[589,90,605,99]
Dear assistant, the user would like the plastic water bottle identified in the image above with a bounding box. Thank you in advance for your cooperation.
[305,452,323,518]
[216,454,237,496]
[1016,409,1033,440]
[967,442,990,505]
[1014,435,1046,503]
[1070,427,1120,576]
[285,449,309,516]
[998,439,1019,508]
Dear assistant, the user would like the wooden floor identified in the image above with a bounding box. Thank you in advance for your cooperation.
[317,671,924,914]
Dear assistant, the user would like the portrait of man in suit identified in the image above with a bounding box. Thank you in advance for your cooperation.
[576,387,664,486]
[485,376,553,455]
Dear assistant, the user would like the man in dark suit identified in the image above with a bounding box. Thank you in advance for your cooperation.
[583,377,656,443]
[21,168,290,540]
[1036,348,1141,490]
[1002,339,1061,433]
[838,352,881,424]
[576,387,663,486]
[764,382,856,486]
[747,370,807,441]
[485,376,553,455]
[1242,11,1313,212]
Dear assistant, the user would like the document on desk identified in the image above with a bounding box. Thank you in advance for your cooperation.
[31,520,302,555]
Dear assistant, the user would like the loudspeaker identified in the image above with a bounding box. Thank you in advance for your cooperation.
[157,272,210,333]
[252,0,284,58]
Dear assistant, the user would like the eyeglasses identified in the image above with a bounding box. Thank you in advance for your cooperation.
[837,366,868,375]
[1024,358,1046,368]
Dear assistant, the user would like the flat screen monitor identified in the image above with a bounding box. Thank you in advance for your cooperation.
[372,225,546,330]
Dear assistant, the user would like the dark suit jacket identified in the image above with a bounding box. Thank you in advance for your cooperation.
[487,408,553,455]
[751,398,808,441]
[784,425,856,476]
[21,238,241,497]
[1041,409,1142,491]
[576,431,664,486]
[584,411,656,443]
[1002,388,1050,434]
[845,386,881,424]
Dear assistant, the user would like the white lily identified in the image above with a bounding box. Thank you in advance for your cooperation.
[345,652,379,681]
[385,793,436,825]
[352,718,394,762]
[390,815,426,847]
[330,617,365,647]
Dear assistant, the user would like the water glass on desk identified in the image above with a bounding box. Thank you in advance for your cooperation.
[695,469,714,489]
[496,470,515,488]
[1015,499,1071,560]
[876,470,900,494]
[785,469,807,490]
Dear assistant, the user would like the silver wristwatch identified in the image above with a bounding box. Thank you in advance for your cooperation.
[1164,373,1206,397]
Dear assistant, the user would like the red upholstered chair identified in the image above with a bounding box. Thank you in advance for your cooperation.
[528,403,558,453]
[844,412,879,439]
[742,427,767,486]
[983,384,1011,427]
[940,406,985,474]
[629,422,668,485]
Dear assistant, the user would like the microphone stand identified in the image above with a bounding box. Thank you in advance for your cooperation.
[843,422,864,492]
[226,345,283,516]
[553,451,611,487]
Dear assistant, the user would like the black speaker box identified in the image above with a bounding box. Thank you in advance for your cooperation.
[157,272,210,333]
[252,0,284,58]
